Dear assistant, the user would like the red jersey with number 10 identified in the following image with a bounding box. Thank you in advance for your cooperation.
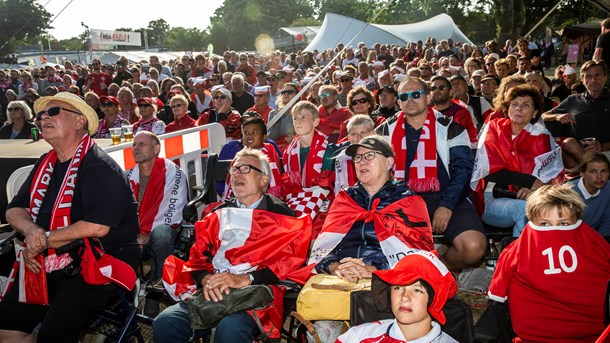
[488,220,610,342]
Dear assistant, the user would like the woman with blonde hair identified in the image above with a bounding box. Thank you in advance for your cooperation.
[0,100,35,139]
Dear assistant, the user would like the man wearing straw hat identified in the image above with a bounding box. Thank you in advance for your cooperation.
[0,92,141,342]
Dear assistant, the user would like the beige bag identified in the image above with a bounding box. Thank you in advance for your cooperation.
[296,274,371,321]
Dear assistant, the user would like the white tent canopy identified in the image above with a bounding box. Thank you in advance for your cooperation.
[305,13,473,52]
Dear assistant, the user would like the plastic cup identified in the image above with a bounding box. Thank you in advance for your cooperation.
[122,125,134,142]
[109,127,122,145]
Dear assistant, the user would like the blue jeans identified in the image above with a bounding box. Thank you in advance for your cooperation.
[481,191,528,237]
[148,224,178,282]
[152,301,260,343]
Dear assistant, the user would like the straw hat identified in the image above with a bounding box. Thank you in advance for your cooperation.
[34,92,99,136]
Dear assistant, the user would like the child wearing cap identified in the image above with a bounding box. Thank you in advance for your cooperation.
[336,250,458,343]
[488,185,610,342]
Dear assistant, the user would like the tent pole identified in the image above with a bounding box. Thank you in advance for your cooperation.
[524,0,563,38]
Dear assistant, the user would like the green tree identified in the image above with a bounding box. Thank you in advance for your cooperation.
[289,17,321,27]
[146,19,170,49]
[0,0,52,56]
[166,27,209,51]
[315,0,375,22]
[492,0,526,43]
[208,0,314,51]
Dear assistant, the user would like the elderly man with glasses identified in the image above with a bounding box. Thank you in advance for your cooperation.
[377,77,487,272]
[154,148,310,343]
[0,92,140,342]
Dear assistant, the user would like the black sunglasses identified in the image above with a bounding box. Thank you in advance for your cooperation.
[430,85,447,92]
[214,95,227,100]
[36,106,81,120]
[350,98,369,106]
[280,90,295,95]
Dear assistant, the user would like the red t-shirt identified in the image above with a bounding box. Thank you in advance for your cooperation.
[438,102,478,146]
[489,221,610,342]
[317,105,352,144]
[165,115,196,133]
[86,72,112,97]
[247,105,272,123]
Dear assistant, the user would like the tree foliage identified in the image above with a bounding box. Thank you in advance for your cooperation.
[289,17,321,27]
[0,0,52,56]
[208,0,314,51]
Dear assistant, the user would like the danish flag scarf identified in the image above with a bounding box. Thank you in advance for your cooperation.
[162,207,312,338]
[96,115,126,138]
[470,118,563,191]
[127,158,188,235]
[308,191,435,269]
[222,143,282,200]
[1,135,94,304]
[333,148,357,195]
[391,108,441,193]
[283,129,328,188]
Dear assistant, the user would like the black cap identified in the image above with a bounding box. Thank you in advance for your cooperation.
[345,135,395,158]
[378,85,397,97]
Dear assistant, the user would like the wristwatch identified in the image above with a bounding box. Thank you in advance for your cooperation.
[248,273,255,284]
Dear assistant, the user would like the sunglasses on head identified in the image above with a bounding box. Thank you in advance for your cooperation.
[214,95,227,100]
[430,85,447,92]
[350,98,369,106]
[398,90,426,101]
[281,89,296,95]
[36,106,81,120]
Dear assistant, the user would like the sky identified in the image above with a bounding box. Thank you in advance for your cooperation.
[39,0,225,40]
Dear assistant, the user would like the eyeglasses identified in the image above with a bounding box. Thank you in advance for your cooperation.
[138,104,152,108]
[281,89,296,95]
[486,62,494,66]
[36,106,82,120]
[228,164,264,175]
[340,78,352,83]
[100,102,116,107]
[170,103,184,109]
[7,107,21,112]
[318,91,332,98]
[441,63,449,67]
[398,90,426,101]
[350,98,369,106]
[430,85,447,92]
[353,151,386,163]
[213,95,227,100]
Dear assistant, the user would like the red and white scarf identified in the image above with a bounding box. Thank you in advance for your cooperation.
[391,108,440,192]
[308,191,435,269]
[333,148,357,195]
[471,118,563,190]
[222,143,282,200]
[133,116,157,134]
[283,129,328,188]
[162,207,312,338]
[1,135,94,304]
[127,158,188,235]
[96,115,126,138]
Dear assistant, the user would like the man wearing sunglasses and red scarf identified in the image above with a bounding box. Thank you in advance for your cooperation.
[377,77,486,272]
[0,92,140,342]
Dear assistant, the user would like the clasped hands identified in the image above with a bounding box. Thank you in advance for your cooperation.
[23,227,47,274]
[328,257,376,283]
[200,272,252,302]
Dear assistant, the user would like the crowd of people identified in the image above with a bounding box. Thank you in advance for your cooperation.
[1,24,610,343]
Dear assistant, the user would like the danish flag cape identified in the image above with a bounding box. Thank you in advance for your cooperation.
[470,118,563,191]
[308,191,435,269]
[126,158,188,235]
[162,207,312,339]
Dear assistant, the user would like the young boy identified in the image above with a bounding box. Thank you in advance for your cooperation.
[283,100,329,188]
[336,250,459,342]
[488,185,610,342]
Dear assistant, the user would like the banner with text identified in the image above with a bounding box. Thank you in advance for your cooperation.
[91,30,141,47]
